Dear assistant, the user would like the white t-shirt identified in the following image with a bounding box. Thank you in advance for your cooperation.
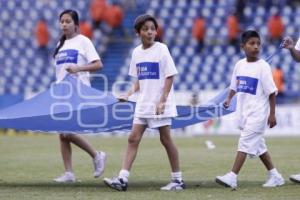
[129,42,178,118]
[54,34,100,86]
[229,58,278,133]
[295,37,300,51]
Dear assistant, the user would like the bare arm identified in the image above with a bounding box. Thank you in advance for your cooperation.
[66,60,103,73]
[156,76,173,115]
[118,80,140,102]
[268,92,277,128]
[283,36,300,62]
[223,89,236,108]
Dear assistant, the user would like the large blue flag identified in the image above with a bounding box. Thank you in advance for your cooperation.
[0,76,236,133]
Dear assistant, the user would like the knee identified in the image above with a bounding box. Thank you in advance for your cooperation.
[59,134,72,141]
[128,134,141,145]
[160,135,171,146]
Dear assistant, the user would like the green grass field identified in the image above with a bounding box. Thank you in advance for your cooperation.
[0,133,299,200]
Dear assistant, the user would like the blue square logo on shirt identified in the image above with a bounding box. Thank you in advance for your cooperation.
[136,62,159,80]
[236,76,258,95]
[56,49,78,65]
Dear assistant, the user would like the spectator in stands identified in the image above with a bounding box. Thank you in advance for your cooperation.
[34,18,49,49]
[226,12,240,52]
[192,14,206,53]
[155,19,164,42]
[267,10,284,46]
[272,66,285,101]
[79,19,93,40]
[52,9,106,183]
[103,14,185,192]
[216,30,285,189]
[89,0,108,29]
[282,35,300,184]
[106,3,124,29]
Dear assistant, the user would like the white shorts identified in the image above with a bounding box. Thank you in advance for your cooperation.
[238,129,267,157]
[133,117,172,129]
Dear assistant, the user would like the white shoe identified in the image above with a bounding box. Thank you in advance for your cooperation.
[104,176,128,191]
[290,174,300,184]
[160,179,186,191]
[263,174,285,187]
[93,151,106,178]
[216,173,237,189]
[54,172,76,183]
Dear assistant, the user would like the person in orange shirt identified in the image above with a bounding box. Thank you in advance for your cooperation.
[106,3,124,28]
[192,15,205,53]
[227,12,240,51]
[272,66,285,99]
[35,18,49,49]
[267,12,284,45]
[89,0,108,29]
[80,19,93,40]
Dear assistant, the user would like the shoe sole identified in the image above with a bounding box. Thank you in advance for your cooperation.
[103,179,126,192]
[289,177,300,184]
[215,178,233,188]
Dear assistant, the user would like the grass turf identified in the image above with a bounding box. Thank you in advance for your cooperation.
[0,133,299,200]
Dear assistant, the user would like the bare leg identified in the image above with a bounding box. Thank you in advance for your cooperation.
[59,134,73,172]
[231,151,247,174]
[121,124,147,171]
[259,151,274,170]
[59,134,97,172]
[64,134,97,158]
[159,125,180,172]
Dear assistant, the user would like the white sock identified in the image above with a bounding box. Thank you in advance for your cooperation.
[229,171,238,179]
[269,168,279,176]
[119,169,130,182]
[171,171,182,181]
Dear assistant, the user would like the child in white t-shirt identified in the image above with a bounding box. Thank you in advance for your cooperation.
[282,36,300,184]
[215,30,285,189]
[104,14,185,191]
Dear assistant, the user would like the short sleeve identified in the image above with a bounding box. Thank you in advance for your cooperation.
[295,37,300,51]
[128,50,137,77]
[83,37,100,63]
[261,63,278,95]
[229,64,237,91]
[161,45,178,77]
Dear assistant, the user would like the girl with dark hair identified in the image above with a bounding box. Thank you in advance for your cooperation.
[53,9,106,183]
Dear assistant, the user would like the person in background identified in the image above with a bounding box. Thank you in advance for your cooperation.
[192,14,206,53]
[267,10,284,46]
[227,12,240,52]
[79,19,93,40]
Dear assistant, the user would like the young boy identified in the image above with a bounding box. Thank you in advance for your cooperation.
[215,30,285,189]
[282,36,300,184]
[103,14,185,191]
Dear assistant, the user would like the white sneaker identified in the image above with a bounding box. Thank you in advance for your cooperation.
[263,174,285,187]
[160,179,186,191]
[54,172,76,183]
[103,176,128,191]
[215,173,237,189]
[290,174,300,183]
[93,151,106,178]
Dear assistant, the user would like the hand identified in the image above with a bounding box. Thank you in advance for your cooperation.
[282,36,294,50]
[223,100,230,109]
[65,65,80,74]
[156,102,165,115]
[117,94,129,102]
[268,114,277,128]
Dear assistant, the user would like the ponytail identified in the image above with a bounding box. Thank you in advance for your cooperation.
[53,35,66,58]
